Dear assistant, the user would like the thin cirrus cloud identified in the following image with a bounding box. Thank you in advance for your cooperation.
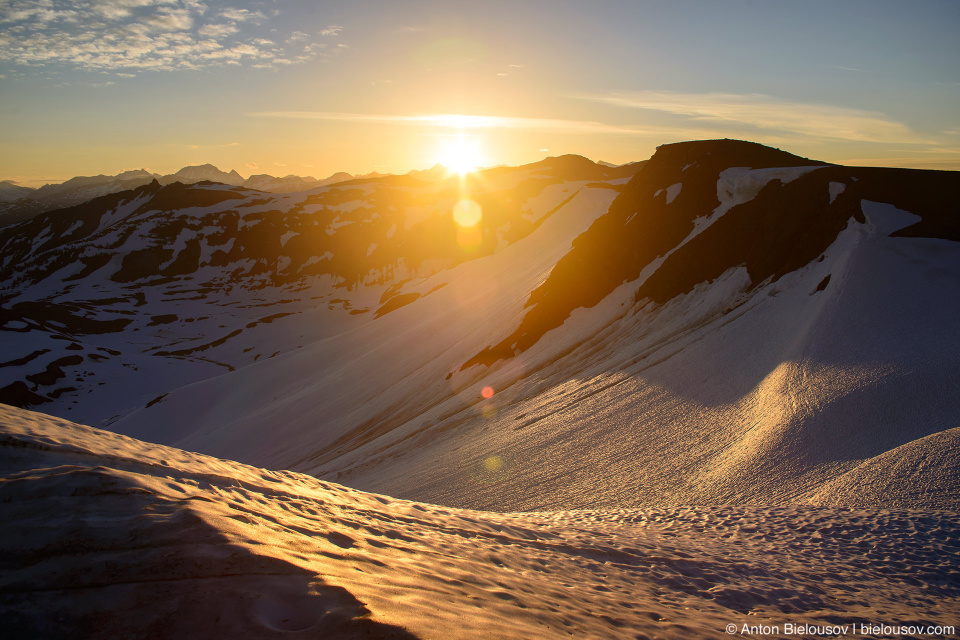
[0,0,340,74]
[247,110,736,139]
[577,91,933,145]
[185,141,239,150]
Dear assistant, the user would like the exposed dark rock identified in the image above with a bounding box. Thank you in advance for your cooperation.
[112,247,174,282]
[145,393,167,408]
[854,168,960,242]
[375,293,421,318]
[8,301,133,335]
[462,140,958,370]
[134,181,244,213]
[814,274,832,293]
[0,349,51,368]
[153,329,244,357]
[147,314,178,326]
[463,140,827,369]
[633,167,862,305]
[25,355,84,387]
[244,313,293,329]
[0,381,49,407]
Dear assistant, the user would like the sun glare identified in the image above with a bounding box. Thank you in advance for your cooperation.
[452,199,482,227]
[438,134,484,175]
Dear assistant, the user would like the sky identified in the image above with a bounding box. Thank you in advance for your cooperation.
[1,0,958,187]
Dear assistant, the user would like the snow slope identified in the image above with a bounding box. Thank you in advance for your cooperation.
[3,404,957,639]
[2,140,959,638]
[0,156,632,431]
[1,140,958,514]
[332,199,960,511]
[112,181,622,468]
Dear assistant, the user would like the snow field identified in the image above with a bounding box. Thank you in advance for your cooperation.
[3,404,957,640]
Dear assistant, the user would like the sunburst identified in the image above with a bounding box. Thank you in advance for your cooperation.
[438,134,484,175]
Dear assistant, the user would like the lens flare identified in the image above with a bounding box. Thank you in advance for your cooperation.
[455,226,482,252]
[453,199,482,228]
[453,198,483,252]
[481,386,494,399]
[482,455,504,472]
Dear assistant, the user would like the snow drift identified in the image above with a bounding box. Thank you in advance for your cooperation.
[2,404,957,639]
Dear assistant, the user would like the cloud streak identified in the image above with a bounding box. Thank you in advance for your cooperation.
[0,0,339,74]
[246,110,739,139]
[577,91,932,145]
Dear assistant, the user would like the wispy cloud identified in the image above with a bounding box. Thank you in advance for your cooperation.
[183,141,240,150]
[0,0,335,74]
[247,110,719,137]
[497,63,524,78]
[837,149,960,171]
[576,91,932,145]
[91,0,166,21]
[320,24,342,37]
[197,22,239,39]
[219,7,266,23]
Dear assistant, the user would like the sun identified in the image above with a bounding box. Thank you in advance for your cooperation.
[438,134,484,175]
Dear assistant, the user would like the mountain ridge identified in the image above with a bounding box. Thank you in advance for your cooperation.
[0,164,398,227]
[0,139,957,513]
[0,154,639,228]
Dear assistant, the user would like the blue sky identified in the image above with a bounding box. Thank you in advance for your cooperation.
[1,0,958,185]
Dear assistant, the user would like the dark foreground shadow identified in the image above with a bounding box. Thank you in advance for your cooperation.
[0,458,420,640]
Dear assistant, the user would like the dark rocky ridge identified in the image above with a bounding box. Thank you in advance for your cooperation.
[0,157,641,303]
[0,156,642,411]
[463,139,959,369]
[2,140,956,421]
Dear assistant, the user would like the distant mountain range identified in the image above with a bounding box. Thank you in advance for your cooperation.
[0,160,644,228]
[0,164,392,227]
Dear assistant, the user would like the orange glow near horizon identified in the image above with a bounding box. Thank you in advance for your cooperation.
[438,134,485,175]
[445,133,492,254]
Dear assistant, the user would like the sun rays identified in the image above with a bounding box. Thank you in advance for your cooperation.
[437,125,491,253]
[437,133,485,176]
